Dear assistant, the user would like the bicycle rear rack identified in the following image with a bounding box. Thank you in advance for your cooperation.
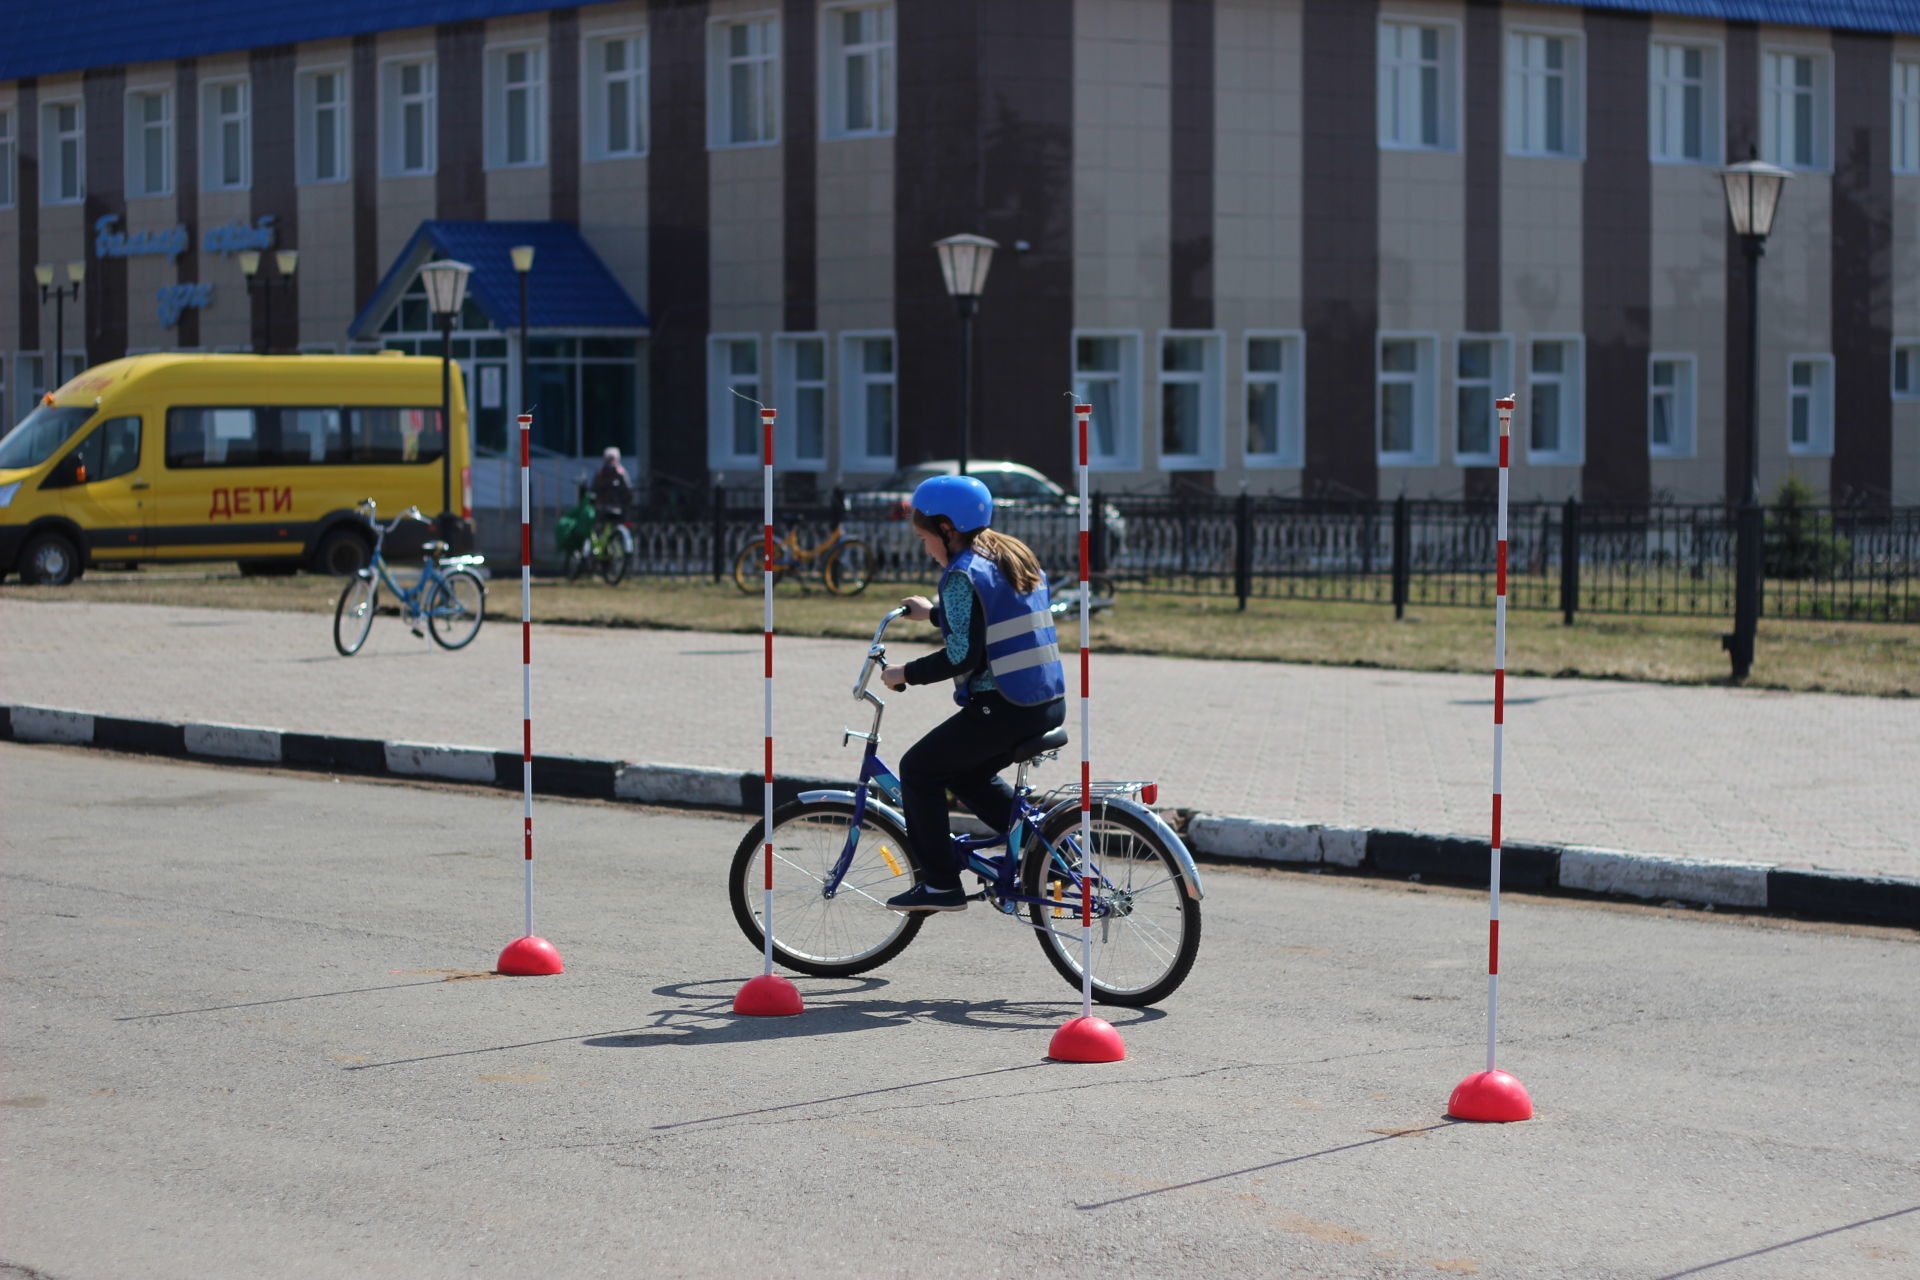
[1034,779,1160,807]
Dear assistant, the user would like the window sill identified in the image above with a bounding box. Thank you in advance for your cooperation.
[708,138,781,151]
[822,128,895,143]
[485,159,548,172]
[380,168,439,180]
[1243,454,1304,470]
[1378,140,1459,155]
[585,150,650,164]
[1524,453,1585,467]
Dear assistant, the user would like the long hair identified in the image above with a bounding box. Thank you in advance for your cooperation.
[912,510,1044,594]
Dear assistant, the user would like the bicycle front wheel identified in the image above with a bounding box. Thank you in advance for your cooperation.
[823,538,874,596]
[332,573,379,656]
[729,799,927,977]
[426,569,487,650]
[1022,803,1202,1007]
[599,536,629,585]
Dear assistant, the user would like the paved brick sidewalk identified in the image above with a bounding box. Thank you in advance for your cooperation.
[3,598,1915,879]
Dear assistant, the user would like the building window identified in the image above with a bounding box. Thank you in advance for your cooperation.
[1378,335,1437,465]
[710,17,779,147]
[587,32,648,160]
[1894,341,1919,400]
[1158,332,1223,469]
[124,88,172,198]
[1762,49,1830,171]
[202,78,250,191]
[1896,59,1920,176]
[774,335,828,468]
[709,336,763,468]
[1527,338,1584,464]
[382,58,437,176]
[1244,332,1304,467]
[297,68,348,184]
[1508,31,1581,158]
[15,355,42,418]
[1454,335,1511,465]
[1648,355,1696,458]
[1650,41,1719,164]
[1787,356,1834,457]
[1073,332,1141,470]
[41,100,85,204]
[487,45,546,168]
[823,3,895,139]
[841,332,896,471]
[0,107,13,208]
[1378,20,1455,150]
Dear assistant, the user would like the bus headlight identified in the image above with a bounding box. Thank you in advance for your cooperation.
[0,482,20,508]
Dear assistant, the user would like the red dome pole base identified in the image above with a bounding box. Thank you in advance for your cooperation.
[1048,1015,1126,1063]
[496,935,564,976]
[1447,1069,1533,1122]
[733,973,804,1016]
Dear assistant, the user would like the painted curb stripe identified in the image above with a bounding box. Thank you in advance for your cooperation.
[94,715,187,756]
[1766,868,1920,926]
[383,742,497,783]
[10,707,95,745]
[282,732,388,773]
[184,723,283,763]
[489,752,617,801]
[1561,846,1769,908]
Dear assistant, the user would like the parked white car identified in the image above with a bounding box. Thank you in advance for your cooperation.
[844,460,1126,563]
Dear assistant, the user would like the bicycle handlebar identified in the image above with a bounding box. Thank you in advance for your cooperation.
[851,606,909,699]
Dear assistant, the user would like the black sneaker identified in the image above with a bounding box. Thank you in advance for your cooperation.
[886,883,969,913]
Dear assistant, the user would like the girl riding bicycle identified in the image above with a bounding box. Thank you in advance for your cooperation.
[880,476,1067,913]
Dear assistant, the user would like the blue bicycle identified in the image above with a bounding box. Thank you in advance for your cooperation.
[332,499,488,656]
[729,607,1205,1006]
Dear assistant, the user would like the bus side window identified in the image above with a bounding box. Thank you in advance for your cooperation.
[97,417,142,481]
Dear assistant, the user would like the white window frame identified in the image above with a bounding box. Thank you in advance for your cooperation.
[1377,333,1439,466]
[708,334,765,470]
[124,86,173,198]
[1452,333,1512,466]
[201,76,251,192]
[1377,18,1458,151]
[839,330,898,473]
[1761,46,1831,172]
[709,14,781,148]
[773,332,829,470]
[296,66,349,185]
[486,42,547,169]
[1895,58,1920,176]
[1507,27,1584,159]
[821,2,896,140]
[585,28,649,161]
[40,98,85,205]
[1157,330,1225,471]
[1072,330,1142,472]
[382,56,438,177]
[0,105,14,209]
[1649,39,1722,165]
[1894,339,1920,401]
[17,353,45,419]
[1787,354,1835,457]
[1648,353,1697,459]
[1242,330,1305,468]
[1525,335,1586,466]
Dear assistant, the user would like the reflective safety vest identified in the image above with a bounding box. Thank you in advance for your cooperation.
[939,548,1067,707]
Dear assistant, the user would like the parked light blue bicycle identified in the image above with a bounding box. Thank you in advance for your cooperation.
[729,607,1205,1006]
[332,499,488,656]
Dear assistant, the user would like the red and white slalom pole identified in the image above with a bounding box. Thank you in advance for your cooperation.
[497,411,563,976]
[1049,403,1125,1062]
[735,405,803,1016]
[1447,396,1530,1120]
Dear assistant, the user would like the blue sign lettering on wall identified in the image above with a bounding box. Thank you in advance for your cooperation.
[95,215,190,263]
[203,215,276,257]
[157,283,215,328]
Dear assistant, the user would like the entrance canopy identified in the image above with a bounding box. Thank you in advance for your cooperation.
[348,220,648,341]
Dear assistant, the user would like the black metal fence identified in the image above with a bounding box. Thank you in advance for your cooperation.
[512,487,1920,625]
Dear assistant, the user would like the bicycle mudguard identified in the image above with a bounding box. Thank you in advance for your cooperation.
[1038,795,1207,901]
[796,789,911,839]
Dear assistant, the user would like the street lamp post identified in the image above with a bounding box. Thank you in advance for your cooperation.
[418,258,475,542]
[34,261,85,394]
[932,234,999,477]
[239,249,299,353]
[510,245,535,419]
[1718,154,1791,682]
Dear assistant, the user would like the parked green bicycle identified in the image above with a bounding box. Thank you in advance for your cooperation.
[332,499,488,656]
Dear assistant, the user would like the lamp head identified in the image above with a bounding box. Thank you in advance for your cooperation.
[275,250,299,278]
[1719,157,1792,240]
[66,260,86,286]
[510,244,536,274]
[34,263,55,289]
[932,233,1000,301]
[238,250,262,278]
[419,258,474,317]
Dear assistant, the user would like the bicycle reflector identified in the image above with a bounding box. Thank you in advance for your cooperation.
[1141,783,1158,806]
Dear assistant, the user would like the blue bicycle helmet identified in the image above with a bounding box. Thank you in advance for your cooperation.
[911,474,994,531]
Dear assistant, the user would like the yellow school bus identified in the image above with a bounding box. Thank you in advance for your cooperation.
[0,353,471,584]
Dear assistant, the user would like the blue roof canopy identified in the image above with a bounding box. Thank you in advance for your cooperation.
[348,221,649,340]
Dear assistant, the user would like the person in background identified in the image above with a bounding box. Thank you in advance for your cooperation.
[590,447,633,529]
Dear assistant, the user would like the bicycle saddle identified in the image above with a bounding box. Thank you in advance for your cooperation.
[422,540,450,558]
[1009,726,1070,763]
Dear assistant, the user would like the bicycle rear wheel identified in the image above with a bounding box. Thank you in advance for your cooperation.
[823,538,873,596]
[1021,803,1201,1007]
[565,548,589,581]
[600,529,632,585]
[332,573,378,656]
[732,539,790,593]
[730,798,927,977]
[426,569,486,650]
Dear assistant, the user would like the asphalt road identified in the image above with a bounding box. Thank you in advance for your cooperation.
[2,744,1916,1279]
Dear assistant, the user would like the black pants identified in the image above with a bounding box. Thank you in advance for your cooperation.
[899,690,1066,890]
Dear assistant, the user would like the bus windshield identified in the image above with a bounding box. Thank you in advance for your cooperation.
[0,406,95,471]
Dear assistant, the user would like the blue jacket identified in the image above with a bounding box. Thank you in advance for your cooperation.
[938,548,1066,707]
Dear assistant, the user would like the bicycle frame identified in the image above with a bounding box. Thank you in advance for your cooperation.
[769,524,844,573]
[358,503,484,618]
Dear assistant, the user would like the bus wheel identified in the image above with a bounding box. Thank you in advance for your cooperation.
[22,532,83,586]
[312,527,371,576]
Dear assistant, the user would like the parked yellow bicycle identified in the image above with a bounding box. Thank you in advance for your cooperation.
[732,524,873,596]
